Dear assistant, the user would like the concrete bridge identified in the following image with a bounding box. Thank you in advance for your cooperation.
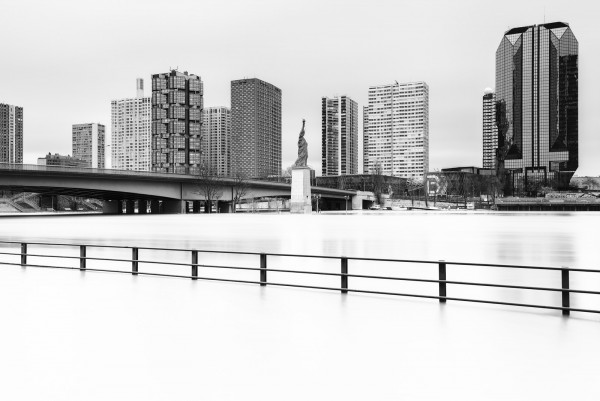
[0,164,358,213]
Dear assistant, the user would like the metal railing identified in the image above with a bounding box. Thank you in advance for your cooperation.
[1,239,600,316]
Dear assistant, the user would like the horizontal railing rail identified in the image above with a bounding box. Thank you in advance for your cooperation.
[1,239,599,316]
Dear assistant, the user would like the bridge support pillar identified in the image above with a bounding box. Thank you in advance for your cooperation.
[102,200,119,214]
[162,199,185,214]
[138,200,147,214]
[117,200,124,214]
[150,200,160,214]
[218,201,231,213]
[125,200,135,214]
[193,200,201,213]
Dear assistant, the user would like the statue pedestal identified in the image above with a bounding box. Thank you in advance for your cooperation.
[290,167,312,214]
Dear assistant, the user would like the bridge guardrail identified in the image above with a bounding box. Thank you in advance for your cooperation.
[1,239,599,316]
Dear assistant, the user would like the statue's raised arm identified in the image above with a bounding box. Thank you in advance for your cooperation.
[294,119,308,168]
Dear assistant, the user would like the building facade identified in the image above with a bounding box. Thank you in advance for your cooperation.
[72,123,105,168]
[111,78,151,171]
[362,106,368,174]
[495,22,578,193]
[151,70,203,174]
[37,153,87,168]
[230,78,281,178]
[363,81,429,179]
[0,103,23,164]
[201,107,231,176]
[482,89,498,169]
[321,95,358,176]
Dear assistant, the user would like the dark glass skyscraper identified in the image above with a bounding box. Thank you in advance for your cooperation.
[151,70,203,174]
[495,22,578,193]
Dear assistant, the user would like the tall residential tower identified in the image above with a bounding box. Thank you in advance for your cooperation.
[72,123,105,168]
[495,22,578,191]
[321,95,358,176]
[363,81,429,179]
[230,78,281,178]
[482,89,497,169]
[201,107,231,177]
[111,78,151,171]
[151,70,203,174]
[0,103,23,164]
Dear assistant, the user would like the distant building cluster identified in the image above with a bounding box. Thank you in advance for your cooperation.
[0,20,586,199]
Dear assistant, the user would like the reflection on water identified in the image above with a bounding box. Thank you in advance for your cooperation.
[0,211,594,266]
[1,211,600,400]
[0,211,597,310]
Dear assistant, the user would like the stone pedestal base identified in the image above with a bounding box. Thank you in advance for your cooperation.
[290,167,312,214]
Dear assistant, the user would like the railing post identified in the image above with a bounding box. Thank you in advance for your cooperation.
[79,245,86,271]
[132,247,138,275]
[438,260,446,303]
[191,250,198,280]
[260,253,267,286]
[561,267,570,316]
[20,243,27,267]
[341,257,348,293]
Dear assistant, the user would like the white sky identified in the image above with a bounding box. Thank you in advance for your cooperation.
[1,0,599,175]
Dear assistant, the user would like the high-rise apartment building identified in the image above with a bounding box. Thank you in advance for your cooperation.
[111,79,151,171]
[151,70,203,174]
[495,22,578,191]
[201,107,231,177]
[321,95,358,176]
[363,81,429,179]
[230,78,281,178]
[72,123,105,168]
[482,89,498,169]
[0,103,23,164]
[362,106,368,174]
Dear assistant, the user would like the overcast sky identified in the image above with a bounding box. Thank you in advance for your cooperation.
[1,0,598,175]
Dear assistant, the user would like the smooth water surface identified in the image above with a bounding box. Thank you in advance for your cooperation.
[0,211,599,400]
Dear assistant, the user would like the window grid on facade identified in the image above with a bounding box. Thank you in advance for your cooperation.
[363,82,429,179]
[151,70,203,174]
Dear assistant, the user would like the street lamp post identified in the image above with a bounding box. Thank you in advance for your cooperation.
[344,195,349,215]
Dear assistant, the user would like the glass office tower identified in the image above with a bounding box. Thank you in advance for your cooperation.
[495,22,578,193]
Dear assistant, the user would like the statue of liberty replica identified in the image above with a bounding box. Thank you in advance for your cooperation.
[290,119,312,213]
[294,119,308,167]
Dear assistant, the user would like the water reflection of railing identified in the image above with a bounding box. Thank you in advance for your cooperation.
[1,239,599,316]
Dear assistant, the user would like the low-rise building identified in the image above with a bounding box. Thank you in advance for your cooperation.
[37,153,88,168]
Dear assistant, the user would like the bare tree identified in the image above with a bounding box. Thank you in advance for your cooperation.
[196,164,223,213]
[231,170,250,213]
[371,162,385,205]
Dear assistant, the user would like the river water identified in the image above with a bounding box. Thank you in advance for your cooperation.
[1,211,599,400]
